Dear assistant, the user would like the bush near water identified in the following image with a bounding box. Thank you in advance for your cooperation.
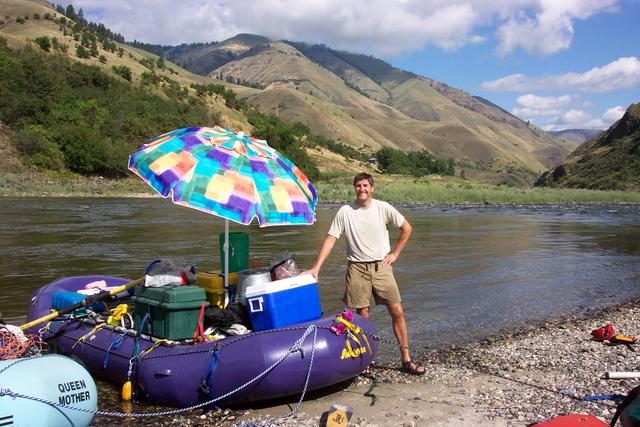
[0,24,457,184]
[0,2,637,199]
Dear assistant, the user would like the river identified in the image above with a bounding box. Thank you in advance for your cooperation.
[1,197,639,348]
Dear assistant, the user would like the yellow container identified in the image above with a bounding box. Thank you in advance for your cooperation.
[205,290,225,308]
[196,272,238,308]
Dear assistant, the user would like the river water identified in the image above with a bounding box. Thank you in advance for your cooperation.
[1,197,640,348]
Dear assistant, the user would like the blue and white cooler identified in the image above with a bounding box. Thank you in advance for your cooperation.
[244,274,321,331]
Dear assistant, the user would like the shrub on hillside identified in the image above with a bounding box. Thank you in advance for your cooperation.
[112,65,132,81]
[0,41,213,177]
[14,125,65,170]
[34,36,51,52]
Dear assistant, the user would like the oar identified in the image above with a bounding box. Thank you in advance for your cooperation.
[20,278,143,331]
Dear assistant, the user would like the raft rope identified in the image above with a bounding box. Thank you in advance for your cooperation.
[0,328,43,360]
[0,325,318,420]
[459,361,627,405]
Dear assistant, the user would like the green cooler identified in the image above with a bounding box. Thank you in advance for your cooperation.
[219,232,249,273]
[133,285,208,340]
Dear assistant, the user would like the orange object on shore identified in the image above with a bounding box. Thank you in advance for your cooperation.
[611,335,638,344]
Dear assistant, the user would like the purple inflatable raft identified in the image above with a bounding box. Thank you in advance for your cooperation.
[26,275,378,408]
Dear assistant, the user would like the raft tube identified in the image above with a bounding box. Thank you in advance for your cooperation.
[0,354,97,427]
[26,275,378,408]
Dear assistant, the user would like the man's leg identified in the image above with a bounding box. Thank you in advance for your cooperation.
[387,302,410,361]
[387,303,425,374]
[357,306,370,318]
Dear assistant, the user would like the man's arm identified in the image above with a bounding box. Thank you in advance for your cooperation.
[305,234,337,280]
[382,219,412,265]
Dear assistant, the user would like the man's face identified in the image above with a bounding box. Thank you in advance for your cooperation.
[354,179,374,204]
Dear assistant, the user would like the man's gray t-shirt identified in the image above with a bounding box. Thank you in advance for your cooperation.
[328,199,405,262]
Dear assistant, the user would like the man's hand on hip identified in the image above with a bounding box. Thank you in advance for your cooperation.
[382,253,398,265]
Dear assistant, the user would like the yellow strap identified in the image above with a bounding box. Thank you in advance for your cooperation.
[338,317,372,358]
[139,339,168,357]
[337,317,363,336]
[107,304,129,326]
[110,304,129,318]
[72,323,106,349]
[337,317,355,330]
[360,330,372,354]
[345,336,355,355]
[347,330,362,347]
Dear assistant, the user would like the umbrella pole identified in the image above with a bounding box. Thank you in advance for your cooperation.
[224,219,229,307]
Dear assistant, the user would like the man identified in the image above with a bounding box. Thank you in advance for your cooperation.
[306,172,425,375]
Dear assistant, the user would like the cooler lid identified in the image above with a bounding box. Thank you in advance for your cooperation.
[244,274,316,298]
[134,284,207,306]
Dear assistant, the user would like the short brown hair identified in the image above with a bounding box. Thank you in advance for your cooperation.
[353,172,374,187]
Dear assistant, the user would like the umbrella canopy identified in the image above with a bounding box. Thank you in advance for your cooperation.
[128,126,317,227]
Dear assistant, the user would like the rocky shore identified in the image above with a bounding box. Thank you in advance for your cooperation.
[92,299,640,426]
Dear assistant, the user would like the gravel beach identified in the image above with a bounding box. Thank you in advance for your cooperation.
[91,298,640,426]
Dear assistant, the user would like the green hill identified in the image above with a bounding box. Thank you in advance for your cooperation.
[535,104,640,191]
[165,36,575,184]
[1,1,581,187]
[162,34,270,75]
[0,0,324,181]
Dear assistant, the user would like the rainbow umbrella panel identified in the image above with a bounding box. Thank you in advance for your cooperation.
[127,126,317,227]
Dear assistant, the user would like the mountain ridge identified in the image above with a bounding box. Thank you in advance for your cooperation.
[167,35,574,183]
[1,2,578,186]
[535,104,640,191]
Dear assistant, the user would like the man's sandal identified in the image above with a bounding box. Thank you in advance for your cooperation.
[400,360,425,376]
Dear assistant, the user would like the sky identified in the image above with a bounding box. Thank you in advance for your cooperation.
[70,0,640,132]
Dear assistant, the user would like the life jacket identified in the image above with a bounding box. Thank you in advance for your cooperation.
[592,324,615,341]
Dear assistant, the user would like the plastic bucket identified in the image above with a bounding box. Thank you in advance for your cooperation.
[219,232,249,273]
[237,268,271,303]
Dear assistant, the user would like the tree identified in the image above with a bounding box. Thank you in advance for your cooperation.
[76,44,89,58]
[447,158,455,176]
[65,4,76,20]
[90,40,99,57]
[81,31,92,48]
[112,65,131,81]
[156,54,165,70]
[14,125,65,170]
[34,36,51,52]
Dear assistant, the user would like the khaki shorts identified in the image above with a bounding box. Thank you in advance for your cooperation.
[344,261,401,308]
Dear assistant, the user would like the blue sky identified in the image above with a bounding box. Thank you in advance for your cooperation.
[71,0,639,131]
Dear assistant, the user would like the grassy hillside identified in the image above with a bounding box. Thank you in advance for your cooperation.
[549,129,602,146]
[0,0,327,182]
[5,2,632,194]
[166,36,576,184]
[0,0,249,130]
[535,104,640,191]
[129,28,587,186]
[163,34,270,75]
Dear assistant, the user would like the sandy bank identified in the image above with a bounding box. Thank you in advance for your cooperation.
[219,300,639,426]
[89,299,640,426]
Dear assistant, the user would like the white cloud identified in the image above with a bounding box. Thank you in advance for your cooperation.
[512,94,573,116]
[68,0,620,56]
[602,105,626,123]
[494,0,619,56]
[540,106,625,131]
[481,57,640,93]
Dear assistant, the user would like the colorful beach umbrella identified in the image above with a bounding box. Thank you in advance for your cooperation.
[128,126,318,288]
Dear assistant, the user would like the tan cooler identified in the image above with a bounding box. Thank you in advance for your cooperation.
[196,271,238,308]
